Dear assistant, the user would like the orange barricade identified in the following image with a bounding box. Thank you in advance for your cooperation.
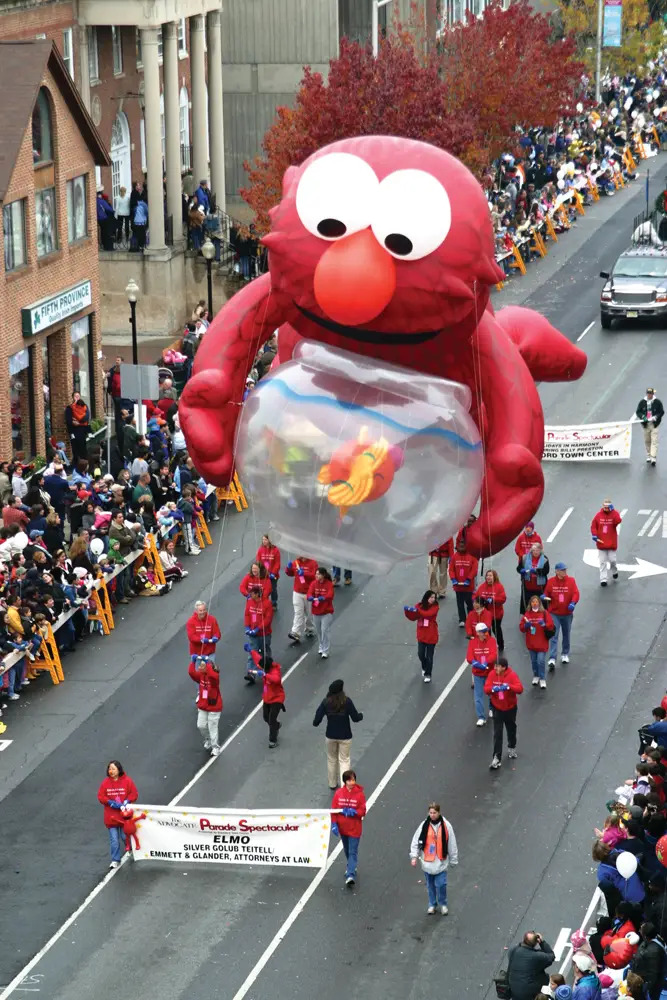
[32,623,64,685]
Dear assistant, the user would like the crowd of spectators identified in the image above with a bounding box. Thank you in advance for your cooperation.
[486,72,667,278]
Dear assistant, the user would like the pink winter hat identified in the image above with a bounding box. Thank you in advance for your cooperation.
[599,974,614,988]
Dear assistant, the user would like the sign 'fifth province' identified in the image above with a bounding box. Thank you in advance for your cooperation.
[129,805,332,867]
[21,280,92,336]
[543,420,632,461]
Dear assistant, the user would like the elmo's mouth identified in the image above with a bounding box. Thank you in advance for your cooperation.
[295,304,441,346]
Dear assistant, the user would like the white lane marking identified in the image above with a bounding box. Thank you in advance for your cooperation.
[546,507,574,543]
[0,740,12,752]
[617,509,628,535]
[230,659,470,1000]
[0,649,312,1000]
[171,650,309,807]
[638,509,660,536]
[553,926,572,961]
[577,321,595,342]
[558,889,602,977]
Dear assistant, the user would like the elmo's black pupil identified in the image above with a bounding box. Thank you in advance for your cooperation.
[385,233,413,256]
[318,218,346,237]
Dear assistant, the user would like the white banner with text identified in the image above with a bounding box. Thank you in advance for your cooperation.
[130,805,331,867]
[543,421,632,461]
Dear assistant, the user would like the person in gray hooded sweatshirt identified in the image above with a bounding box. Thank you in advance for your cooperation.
[409,802,458,915]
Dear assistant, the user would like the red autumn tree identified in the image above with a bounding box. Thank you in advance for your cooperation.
[241,1,585,234]
[437,0,585,162]
[241,34,480,234]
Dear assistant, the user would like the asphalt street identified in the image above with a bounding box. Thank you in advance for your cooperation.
[3,158,667,999]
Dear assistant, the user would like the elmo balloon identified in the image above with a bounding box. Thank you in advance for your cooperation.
[180,136,587,557]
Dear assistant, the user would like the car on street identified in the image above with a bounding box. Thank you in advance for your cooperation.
[600,245,667,328]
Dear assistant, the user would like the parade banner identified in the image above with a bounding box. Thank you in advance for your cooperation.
[543,421,632,461]
[603,0,622,47]
[129,805,332,867]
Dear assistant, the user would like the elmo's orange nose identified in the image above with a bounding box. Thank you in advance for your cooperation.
[313,229,396,326]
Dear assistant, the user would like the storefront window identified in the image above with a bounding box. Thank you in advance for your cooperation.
[71,316,93,411]
[35,188,57,257]
[9,347,34,460]
[41,338,52,444]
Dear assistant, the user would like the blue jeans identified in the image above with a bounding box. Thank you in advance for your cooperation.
[549,613,572,659]
[425,869,448,907]
[247,633,271,672]
[332,567,352,582]
[108,825,126,862]
[473,674,489,720]
[340,834,360,879]
[529,649,546,679]
[269,576,278,607]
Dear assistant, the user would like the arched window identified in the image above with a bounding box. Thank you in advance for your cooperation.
[179,86,190,170]
[32,87,53,163]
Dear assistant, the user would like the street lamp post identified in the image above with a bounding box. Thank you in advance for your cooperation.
[201,237,215,317]
[125,278,140,365]
[372,0,394,57]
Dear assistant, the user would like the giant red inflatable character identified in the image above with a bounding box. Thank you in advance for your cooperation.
[180,136,586,556]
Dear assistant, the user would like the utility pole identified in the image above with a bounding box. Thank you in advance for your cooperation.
[595,0,603,103]
[372,0,394,58]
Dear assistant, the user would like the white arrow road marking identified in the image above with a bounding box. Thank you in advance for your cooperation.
[0,740,12,752]
[553,926,572,961]
[583,549,667,579]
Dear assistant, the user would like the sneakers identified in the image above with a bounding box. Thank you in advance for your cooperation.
[547,657,556,667]
[181,570,189,578]
[476,717,486,727]
[427,905,436,914]
[440,905,449,915]
[539,679,547,689]
[119,597,130,604]
[600,581,607,587]
[268,741,278,749]
[109,861,119,869]
[211,746,221,756]
[650,459,656,467]
[423,675,431,683]
[187,547,202,556]
[647,456,652,463]
[344,579,352,586]
[490,756,501,769]
[561,654,570,664]
[305,631,316,639]
[321,653,329,659]
[531,677,539,686]
[345,876,355,886]
[458,621,465,628]
[21,679,30,687]
[612,571,618,579]
[8,693,19,701]
[508,748,518,759]
[288,632,301,642]
[203,740,212,750]
[488,709,493,718]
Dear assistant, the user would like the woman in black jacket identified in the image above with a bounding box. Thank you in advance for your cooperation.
[313,679,363,790]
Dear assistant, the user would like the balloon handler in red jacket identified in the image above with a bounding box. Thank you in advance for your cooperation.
[188,654,223,756]
[484,658,524,770]
[246,648,286,748]
[331,769,367,888]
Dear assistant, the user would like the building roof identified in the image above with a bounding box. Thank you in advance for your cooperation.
[0,39,110,203]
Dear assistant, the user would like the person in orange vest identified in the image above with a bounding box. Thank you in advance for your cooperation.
[409,802,459,915]
[466,621,498,725]
[449,538,479,627]
[484,657,524,770]
[427,538,453,598]
[514,521,542,561]
[590,499,622,586]
[542,561,580,671]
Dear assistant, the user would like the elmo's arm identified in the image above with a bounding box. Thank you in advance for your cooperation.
[494,306,587,382]
[179,275,296,485]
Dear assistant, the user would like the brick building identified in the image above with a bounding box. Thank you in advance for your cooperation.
[0,39,109,463]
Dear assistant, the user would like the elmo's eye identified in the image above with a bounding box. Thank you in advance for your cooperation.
[296,153,379,241]
[371,169,451,260]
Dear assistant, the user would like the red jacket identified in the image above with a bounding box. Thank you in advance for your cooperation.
[591,508,622,550]
[474,581,507,620]
[285,558,318,594]
[244,596,273,636]
[600,918,638,951]
[404,602,439,643]
[2,506,28,530]
[466,634,498,676]
[188,659,222,712]
[449,553,479,592]
[331,782,367,838]
[239,573,271,600]
[429,539,453,559]
[186,611,221,656]
[542,574,580,616]
[97,774,139,828]
[256,543,281,579]
[514,530,542,559]
[520,609,555,652]
[251,649,285,704]
[484,667,524,711]
[307,579,334,615]
[465,607,493,638]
